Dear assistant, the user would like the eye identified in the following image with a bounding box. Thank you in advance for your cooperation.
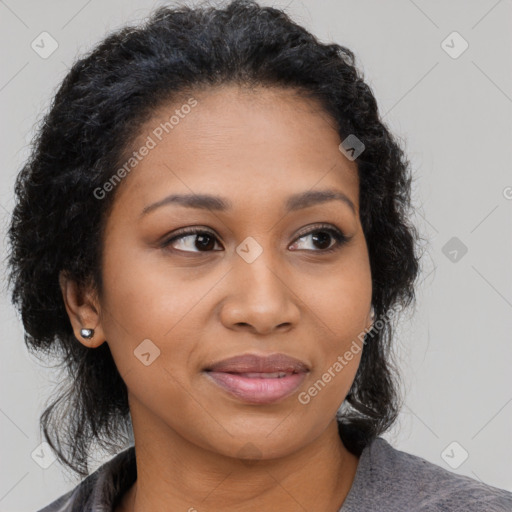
[161,227,222,253]
[290,223,350,253]
[161,223,350,254]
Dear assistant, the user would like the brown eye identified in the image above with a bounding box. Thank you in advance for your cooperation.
[161,223,350,255]
[162,228,222,253]
[290,224,350,253]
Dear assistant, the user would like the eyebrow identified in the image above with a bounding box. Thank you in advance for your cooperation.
[140,188,356,218]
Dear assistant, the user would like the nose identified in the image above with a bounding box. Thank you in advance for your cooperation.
[219,253,300,335]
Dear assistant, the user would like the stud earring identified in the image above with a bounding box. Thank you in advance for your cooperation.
[80,328,94,339]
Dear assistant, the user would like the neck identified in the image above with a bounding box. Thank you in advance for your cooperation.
[117,398,360,512]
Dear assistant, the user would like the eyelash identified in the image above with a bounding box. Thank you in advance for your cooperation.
[161,223,350,255]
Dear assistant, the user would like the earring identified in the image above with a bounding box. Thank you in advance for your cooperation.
[80,328,94,339]
[370,305,375,320]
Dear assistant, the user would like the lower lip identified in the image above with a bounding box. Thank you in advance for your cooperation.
[204,371,308,404]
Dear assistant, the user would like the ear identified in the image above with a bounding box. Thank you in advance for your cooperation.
[59,270,107,348]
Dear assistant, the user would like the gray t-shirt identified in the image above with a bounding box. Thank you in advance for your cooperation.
[37,436,512,511]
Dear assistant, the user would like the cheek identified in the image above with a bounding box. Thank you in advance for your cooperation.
[101,238,205,336]
[303,262,372,337]
[297,262,370,408]
[99,244,206,380]
[292,350,361,445]
[100,261,205,427]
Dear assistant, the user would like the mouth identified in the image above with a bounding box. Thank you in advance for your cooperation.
[202,353,310,404]
[221,371,295,378]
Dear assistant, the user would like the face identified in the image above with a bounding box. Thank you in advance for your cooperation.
[72,85,373,460]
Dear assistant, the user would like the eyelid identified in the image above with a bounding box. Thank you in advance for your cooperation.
[294,223,340,240]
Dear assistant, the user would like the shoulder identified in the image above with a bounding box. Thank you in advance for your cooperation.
[340,437,512,512]
[36,446,136,512]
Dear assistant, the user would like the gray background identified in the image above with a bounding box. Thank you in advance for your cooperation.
[1,0,511,510]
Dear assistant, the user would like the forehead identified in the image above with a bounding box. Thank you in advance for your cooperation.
[110,85,359,216]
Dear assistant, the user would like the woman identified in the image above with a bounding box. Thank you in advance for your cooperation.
[7,1,511,511]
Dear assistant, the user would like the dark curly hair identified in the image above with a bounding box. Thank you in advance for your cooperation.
[7,0,423,478]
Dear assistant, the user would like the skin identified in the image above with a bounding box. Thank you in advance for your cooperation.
[60,84,374,511]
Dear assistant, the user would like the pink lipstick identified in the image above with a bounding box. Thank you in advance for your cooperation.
[203,353,309,404]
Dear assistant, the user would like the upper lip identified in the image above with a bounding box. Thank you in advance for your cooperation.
[204,353,310,373]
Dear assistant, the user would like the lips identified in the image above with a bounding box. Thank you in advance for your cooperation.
[204,353,310,374]
[203,353,310,404]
